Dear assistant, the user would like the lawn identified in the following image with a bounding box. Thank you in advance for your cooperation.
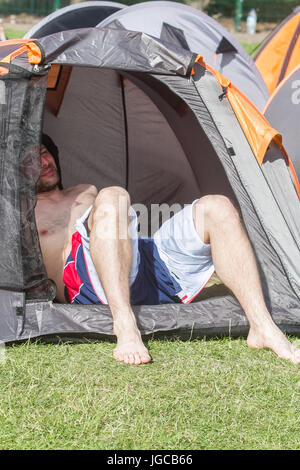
[1,336,300,450]
[2,29,297,451]
[5,28,26,39]
[242,42,261,57]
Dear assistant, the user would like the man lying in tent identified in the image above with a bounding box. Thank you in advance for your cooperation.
[35,135,300,366]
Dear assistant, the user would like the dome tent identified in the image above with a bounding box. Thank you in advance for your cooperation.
[24,1,125,39]
[0,28,299,344]
[255,6,300,95]
[263,64,300,182]
[98,1,269,111]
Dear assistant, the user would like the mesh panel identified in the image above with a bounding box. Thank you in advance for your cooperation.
[0,66,55,300]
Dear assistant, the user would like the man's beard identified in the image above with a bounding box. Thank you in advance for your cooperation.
[36,169,60,194]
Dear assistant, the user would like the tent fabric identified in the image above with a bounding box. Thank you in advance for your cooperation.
[1,41,42,66]
[37,28,195,77]
[24,1,125,39]
[0,39,33,62]
[98,1,269,111]
[0,29,299,344]
[187,67,300,298]
[195,57,283,169]
[255,6,300,95]
[10,296,300,344]
[160,22,191,51]
[263,64,300,183]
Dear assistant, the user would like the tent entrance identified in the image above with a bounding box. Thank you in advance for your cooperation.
[41,64,237,302]
[44,65,236,231]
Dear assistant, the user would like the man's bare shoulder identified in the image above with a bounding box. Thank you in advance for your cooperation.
[66,184,98,197]
[62,184,98,209]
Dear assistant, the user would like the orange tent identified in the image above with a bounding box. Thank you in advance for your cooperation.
[255,6,300,95]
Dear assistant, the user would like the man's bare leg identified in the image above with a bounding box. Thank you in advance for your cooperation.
[88,186,151,365]
[194,195,300,364]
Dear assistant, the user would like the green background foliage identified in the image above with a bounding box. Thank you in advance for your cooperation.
[206,0,299,23]
[0,0,298,21]
[0,0,184,17]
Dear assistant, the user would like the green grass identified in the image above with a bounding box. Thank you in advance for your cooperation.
[5,28,26,40]
[242,42,261,57]
[1,337,300,450]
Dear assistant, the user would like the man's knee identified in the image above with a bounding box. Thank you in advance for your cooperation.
[96,186,130,205]
[89,186,130,228]
[94,186,130,211]
[195,195,240,227]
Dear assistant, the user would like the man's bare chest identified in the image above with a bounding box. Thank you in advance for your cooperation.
[37,205,72,236]
[35,185,97,243]
[36,194,94,239]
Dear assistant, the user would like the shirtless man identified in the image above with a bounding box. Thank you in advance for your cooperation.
[35,136,300,365]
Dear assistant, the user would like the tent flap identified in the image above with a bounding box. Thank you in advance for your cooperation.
[38,28,195,77]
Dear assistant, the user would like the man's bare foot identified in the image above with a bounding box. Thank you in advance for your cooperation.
[113,329,151,365]
[247,323,300,364]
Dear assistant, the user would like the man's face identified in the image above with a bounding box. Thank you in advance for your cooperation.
[36,145,60,193]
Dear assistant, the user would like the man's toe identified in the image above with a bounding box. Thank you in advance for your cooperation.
[141,352,151,363]
[128,353,136,365]
[113,348,124,362]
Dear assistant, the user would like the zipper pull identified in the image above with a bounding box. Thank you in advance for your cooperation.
[219,85,227,101]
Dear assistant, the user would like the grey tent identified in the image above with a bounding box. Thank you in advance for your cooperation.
[98,0,269,111]
[24,1,125,39]
[0,28,299,345]
[264,64,300,182]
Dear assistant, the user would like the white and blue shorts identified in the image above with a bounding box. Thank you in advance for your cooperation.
[63,200,215,305]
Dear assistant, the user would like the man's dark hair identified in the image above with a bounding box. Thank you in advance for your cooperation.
[42,133,63,189]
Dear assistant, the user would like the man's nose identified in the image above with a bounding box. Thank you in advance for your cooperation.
[41,155,49,167]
